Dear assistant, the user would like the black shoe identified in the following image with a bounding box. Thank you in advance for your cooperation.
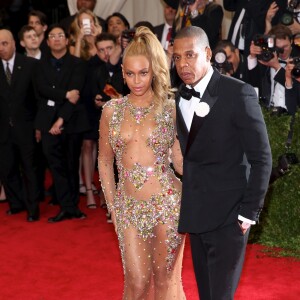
[48,198,59,206]
[6,207,26,215]
[48,211,73,223]
[27,214,40,222]
[73,209,87,219]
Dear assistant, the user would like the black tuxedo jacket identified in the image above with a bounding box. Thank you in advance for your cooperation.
[0,53,38,144]
[176,70,272,233]
[34,52,90,134]
[154,24,164,43]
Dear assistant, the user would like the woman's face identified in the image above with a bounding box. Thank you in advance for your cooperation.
[122,55,153,98]
[107,16,127,38]
[78,13,95,28]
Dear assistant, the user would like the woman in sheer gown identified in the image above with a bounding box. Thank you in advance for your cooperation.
[98,26,186,299]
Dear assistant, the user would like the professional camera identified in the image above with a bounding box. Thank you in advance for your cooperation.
[253,34,277,62]
[291,57,300,78]
[212,50,233,75]
[182,0,196,5]
[281,0,300,25]
[269,153,299,184]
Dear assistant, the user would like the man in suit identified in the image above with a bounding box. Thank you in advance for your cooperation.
[35,25,89,222]
[0,29,40,222]
[154,0,178,50]
[173,26,272,299]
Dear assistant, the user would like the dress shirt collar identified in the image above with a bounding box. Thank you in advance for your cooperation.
[187,66,214,98]
[2,52,16,71]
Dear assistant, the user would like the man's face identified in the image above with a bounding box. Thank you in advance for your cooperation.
[47,28,68,53]
[223,46,240,73]
[20,29,40,51]
[276,37,292,60]
[173,36,211,86]
[96,40,116,62]
[77,0,96,11]
[0,30,15,61]
[164,5,176,25]
[28,16,47,37]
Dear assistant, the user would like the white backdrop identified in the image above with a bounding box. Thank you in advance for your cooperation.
[67,0,231,36]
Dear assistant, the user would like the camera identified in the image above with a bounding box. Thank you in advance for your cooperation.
[269,153,299,184]
[253,34,277,62]
[121,28,136,41]
[291,57,300,78]
[281,0,300,25]
[212,50,233,75]
[182,0,196,5]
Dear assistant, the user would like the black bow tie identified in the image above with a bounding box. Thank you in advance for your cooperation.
[178,84,201,100]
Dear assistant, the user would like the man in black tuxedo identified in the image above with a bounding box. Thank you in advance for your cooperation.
[154,0,178,50]
[0,29,40,222]
[35,25,89,222]
[173,26,272,300]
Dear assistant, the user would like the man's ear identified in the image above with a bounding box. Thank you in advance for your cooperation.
[20,40,25,48]
[206,47,212,61]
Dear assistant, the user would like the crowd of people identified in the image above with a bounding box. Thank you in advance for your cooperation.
[0,0,299,299]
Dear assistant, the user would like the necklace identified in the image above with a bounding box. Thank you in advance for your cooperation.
[127,98,154,124]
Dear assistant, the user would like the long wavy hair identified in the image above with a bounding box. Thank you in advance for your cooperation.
[69,8,101,60]
[122,26,173,113]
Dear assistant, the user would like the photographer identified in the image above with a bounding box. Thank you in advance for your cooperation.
[248,24,300,112]
[173,0,223,50]
[265,0,300,35]
[213,39,251,83]
[285,57,300,113]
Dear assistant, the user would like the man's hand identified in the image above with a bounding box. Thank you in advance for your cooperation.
[238,220,251,235]
[249,41,262,59]
[94,94,106,108]
[258,51,281,71]
[49,117,64,135]
[35,129,42,143]
[66,90,80,104]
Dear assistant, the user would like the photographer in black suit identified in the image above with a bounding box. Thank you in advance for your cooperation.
[173,26,272,300]
[248,24,300,112]
[0,29,40,222]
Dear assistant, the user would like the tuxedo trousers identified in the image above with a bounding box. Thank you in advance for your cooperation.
[41,131,82,213]
[0,130,39,215]
[189,221,250,300]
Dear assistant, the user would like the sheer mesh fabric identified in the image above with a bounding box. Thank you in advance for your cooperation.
[98,97,185,299]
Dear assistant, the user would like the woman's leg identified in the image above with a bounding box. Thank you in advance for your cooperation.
[82,139,96,207]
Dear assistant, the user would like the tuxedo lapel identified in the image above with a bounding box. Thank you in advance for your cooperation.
[10,54,23,88]
[185,70,221,155]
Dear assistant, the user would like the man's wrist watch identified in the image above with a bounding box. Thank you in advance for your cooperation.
[190,9,199,19]
[238,220,251,229]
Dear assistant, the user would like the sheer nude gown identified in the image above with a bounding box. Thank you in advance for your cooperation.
[98,96,186,299]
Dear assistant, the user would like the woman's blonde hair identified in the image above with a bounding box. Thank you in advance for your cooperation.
[69,8,101,60]
[122,26,173,113]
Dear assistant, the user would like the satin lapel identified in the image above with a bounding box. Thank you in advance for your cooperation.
[185,70,221,155]
[175,92,189,153]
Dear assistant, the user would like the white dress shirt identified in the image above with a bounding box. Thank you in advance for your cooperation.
[179,66,214,131]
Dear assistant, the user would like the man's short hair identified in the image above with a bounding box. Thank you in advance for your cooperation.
[28,10,48,26]
[214,39,236,53]
[268,24,293,41]
[95,32,117,45]
[18,25,36,41]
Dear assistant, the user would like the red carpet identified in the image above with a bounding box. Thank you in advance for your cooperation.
[0,186,299,299]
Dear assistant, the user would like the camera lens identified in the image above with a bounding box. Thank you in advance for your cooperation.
[281,13,294,25]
